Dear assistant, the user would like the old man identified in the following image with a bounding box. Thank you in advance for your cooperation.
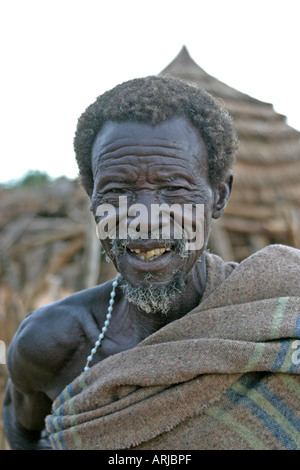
[3,76,300,450]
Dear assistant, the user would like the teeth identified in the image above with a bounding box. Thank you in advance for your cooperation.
[145,248,166,259]
[129,247,170,260]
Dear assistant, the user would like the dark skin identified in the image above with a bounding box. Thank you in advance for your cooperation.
[3,116,232,449]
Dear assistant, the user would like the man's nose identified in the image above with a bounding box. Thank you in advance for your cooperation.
[126,191,182,240]
[127,190,155,235]
[134,189,157,209]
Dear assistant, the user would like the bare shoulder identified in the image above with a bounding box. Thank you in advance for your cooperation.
[7,280,114,395]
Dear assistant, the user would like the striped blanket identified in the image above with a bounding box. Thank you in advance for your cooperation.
[46,244,300,450]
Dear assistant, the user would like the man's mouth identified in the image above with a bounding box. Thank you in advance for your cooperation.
[128,246,171,261]
[109,237,188,274]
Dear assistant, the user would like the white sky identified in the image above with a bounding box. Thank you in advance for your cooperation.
[0,0,299,183]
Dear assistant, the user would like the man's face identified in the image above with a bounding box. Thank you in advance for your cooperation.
[90,116,216,288]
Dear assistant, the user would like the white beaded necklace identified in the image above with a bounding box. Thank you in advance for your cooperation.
[84,273,121,372]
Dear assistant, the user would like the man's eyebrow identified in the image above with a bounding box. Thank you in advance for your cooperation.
[97,172,137,187]
[147,165,196,183]
[151,174,191,183]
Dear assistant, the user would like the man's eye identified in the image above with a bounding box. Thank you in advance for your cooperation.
[105,188,129,194]
[163,186,186,192]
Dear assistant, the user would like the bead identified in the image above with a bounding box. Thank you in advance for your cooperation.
[83,276,118,372]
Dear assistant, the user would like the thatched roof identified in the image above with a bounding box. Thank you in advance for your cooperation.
[160,47,300,259]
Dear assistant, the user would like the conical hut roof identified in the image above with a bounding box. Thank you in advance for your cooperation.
[160,47,300,259]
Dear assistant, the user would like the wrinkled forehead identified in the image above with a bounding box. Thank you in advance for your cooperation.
[91,116,207,173]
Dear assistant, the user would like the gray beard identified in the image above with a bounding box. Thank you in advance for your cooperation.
[119,273,186,315]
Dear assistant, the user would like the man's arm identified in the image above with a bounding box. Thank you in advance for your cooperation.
[2,288,102,449]
[2,306,66,450]
[3,379,52,450]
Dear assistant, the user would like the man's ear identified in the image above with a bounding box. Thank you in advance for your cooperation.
[212,172,233,219]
